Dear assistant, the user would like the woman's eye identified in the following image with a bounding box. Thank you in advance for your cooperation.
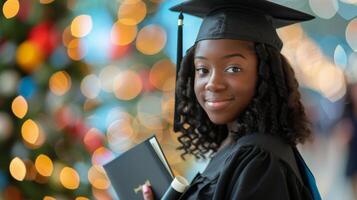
[225,66,241,73]
[195,67,209,74]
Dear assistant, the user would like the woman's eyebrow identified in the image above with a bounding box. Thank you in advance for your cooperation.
[221,53,246,60]
[194,56,207,60]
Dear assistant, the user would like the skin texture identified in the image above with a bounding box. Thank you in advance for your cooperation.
[143,39,258,200]
[194,39,258,127]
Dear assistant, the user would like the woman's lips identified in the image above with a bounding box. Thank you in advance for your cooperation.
[205,99,233,111]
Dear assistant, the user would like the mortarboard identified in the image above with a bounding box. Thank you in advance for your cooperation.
[170,0,315,131]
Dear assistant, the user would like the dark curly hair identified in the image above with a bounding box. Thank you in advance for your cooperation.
[175,43,312,159]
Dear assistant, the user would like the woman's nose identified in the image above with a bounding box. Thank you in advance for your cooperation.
[205,71,226,91]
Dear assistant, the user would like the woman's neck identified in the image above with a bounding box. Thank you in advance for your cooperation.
[218,121,241,151]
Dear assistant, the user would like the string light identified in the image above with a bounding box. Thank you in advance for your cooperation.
[11,96,28,119]
[35,154,54,177]
[2,0,20,19]
[9,157,26,181]
[60,167,80,190]
[21,119,40,145]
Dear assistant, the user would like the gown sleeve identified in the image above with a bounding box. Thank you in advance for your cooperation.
[214,145,312,200]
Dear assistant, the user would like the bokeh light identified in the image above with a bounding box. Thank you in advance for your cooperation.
[11,95,28,119]
[150,59,176,91]
[43,196,56,200]
[99,65,121,93]
[76,197,89,200]
[67,39,86,60]
[317,63,346,102]
[136,24,167,55]
[71,15,93,38]
[113,70,142,100]
[106,112,136,153]
[0,112,13,141]
[110,21,137,45]
[346,18,357,51]
[24,124,46,149]
[92,187,112,200]
[309,0,338,19]
[80,74,101,99]
[39,0,55,4]
[118,0,147,25]
[16,41,44,73]
[137,94,164,130]
[91,147,114,166]
[18,76,37,99]
[21,119,40,145]
[9,157,26,181]
[0,70,19,96]
[88,165,109,190]
[2,0,20,19]
[35,154,53,177]
[83,128,105,153]
[49,71,71,96]
[334,45,347,69]
[60,167,80,190]
[62,26,74,47]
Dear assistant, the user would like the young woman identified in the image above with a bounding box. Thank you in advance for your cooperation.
[142,0,321,199]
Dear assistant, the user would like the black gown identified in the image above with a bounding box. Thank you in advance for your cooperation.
[179,133,314,200]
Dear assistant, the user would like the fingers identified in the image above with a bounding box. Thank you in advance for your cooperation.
[142,184,154,200]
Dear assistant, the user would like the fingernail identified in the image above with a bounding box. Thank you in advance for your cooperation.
[143,185,150,194]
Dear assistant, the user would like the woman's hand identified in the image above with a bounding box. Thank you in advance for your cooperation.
[142,184,154,200]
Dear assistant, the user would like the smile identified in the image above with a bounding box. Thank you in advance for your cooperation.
[205,99,233,111]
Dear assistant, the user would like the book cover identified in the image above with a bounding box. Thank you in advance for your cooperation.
[104,135,174,200]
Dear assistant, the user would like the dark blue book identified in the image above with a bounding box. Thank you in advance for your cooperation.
[104,135,174,200]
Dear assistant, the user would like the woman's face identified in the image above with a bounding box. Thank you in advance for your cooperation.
[194,39,258,124]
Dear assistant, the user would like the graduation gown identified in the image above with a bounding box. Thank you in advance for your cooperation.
[179,133,314,200]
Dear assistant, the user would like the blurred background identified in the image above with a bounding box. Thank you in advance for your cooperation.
[0,0,357,199]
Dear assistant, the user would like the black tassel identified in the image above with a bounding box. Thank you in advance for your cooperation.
[174,12,184,132]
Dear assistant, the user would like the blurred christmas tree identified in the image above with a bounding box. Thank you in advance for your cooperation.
[0,0,190,199]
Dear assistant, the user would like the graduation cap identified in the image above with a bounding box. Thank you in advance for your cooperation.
[170,0,314,131]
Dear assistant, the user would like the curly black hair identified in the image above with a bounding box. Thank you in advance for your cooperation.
[175,43,312,159]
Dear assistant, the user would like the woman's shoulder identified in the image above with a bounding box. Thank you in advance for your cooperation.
[228,133,304,182]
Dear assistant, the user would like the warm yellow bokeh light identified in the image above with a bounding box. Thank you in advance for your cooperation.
[118,0,147,25]
[24,126,46,149]
[113,70,142,100]
[43,196,56,200]
[62,26,73,47]
[39,0,54,4]
[75,197,89,200]
[136,25,167,55]
[346,18,357,51]
[2,0,20,19]
[16,41,44,73]
[49,71,71,96]
[88,166,110,189]
[9,157,26,181]
[71,15,93,38]
[11,95,28,119]
[317,64,346,102]
[150,59,176,91]
[91,147,114,166]
[21,119,40,144]
[110,21,137,46]
[35,154,53,177]
[67,39,86,60]
[60,167,80,190]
